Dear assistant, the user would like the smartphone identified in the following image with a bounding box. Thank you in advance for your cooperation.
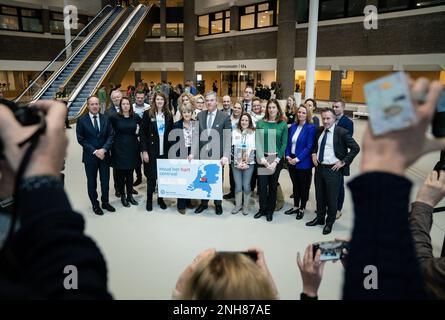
[432,91,445,137]
[312,241,349,261]
[364,72,417,136]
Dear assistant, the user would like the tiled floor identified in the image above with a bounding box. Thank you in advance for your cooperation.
[63,118,444,300]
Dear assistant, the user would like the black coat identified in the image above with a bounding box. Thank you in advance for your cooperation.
[76,113,113,164]
[170,120,200,159]
[312,125,360,176]
[140,111,174,158]
[110,114,141,170]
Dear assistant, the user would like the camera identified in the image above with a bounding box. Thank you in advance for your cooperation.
[312,241,349,261]
[432,91,445,138]
[0,99,43,160]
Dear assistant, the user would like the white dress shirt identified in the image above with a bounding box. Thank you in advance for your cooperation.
[89,112,100,131]
[206,109,217,129]
[317,124,340,165]
[291,125,303,155]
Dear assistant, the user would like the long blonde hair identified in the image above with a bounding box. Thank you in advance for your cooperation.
[180,253,276,300]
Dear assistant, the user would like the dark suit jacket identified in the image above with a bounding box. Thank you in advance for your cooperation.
[169,120,200,159]
[285,122,316,170]
[312,125,360,176]
[76,113,113,164]
[105,104,118,117]
[196,109,231,160]
[337,114,354,136]
[140,111,174,158]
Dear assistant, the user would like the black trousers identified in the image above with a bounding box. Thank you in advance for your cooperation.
[84,159,110,207]
[314,165,343,225]
[144,154,166,201]
[228,164,235,195]
[257,162,283,214]
[115,169,134,196]
[288,166,312,209]
[250,163,258,192]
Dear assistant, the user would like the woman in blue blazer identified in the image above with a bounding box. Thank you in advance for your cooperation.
[285,105,316,220]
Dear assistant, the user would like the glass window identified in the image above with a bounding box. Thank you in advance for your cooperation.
[21,17,43,32]
[198,15,209,36]
[348,0,366,17]
[257,12,272,28]
[258,3,269,11]
[177,23,183,36]
[1,7,17,15]
[379,0,409,12]
[245,6,255,14]
[50,20,64,34]
[21,9,37,17]
[149,23,161,37]
[166,23,178,36]
[240,14,255,29]
[225,17,230,31]
[166,0,183,6]
[215,12,223,20]
[211,19,223,34]
[415,0,445,6]
[225,10,230,18]
[0,15,19,30]
[51,12,64,20]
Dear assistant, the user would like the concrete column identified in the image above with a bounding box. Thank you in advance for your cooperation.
[183,0,196,83]
[305,0,319,99]
[230,6,239,31]
[160,0,166,38]
[135,71,142,86]
[63,0,72,58]
[161,71,168,82]
[329,70,342,101]
[276,0,297,99]
[41,0,50,34]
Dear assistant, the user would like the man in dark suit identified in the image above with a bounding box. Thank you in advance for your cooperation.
[306,107,360,235]
[194,91,232,215]
[333,99,354,220]
[76,96,115,215]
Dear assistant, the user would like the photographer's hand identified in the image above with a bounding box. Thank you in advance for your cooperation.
[297,245,326,298]
[416,170,445,207]
[361,78,445,176]
[0,100,67,180]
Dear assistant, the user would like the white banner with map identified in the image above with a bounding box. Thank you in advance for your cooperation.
[156,159,223,200]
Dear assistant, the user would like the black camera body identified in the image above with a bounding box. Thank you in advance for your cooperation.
[432,92,445,138]
[0,99,42,160]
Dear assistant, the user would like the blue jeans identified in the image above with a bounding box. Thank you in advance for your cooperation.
[232,164,255,193]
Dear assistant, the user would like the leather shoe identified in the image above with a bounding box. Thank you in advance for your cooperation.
[296,209,305,220]
[306,217,325,226]
[102,203,116,212]
[127,195,138,206]
[215,205,223,215]
[266,212,273,222]
[195,204,208,214]
[93,206,104,216]
[132,188,138,195]
[121,196,130,207]
[115,191,121,198]
[146,202,153,212]
[223,192,235,200]
[133,177,142,187]
[254,211,264,219]
[158,198,167,209]
[285,208,298,215]
[178,208,186,215]
[323,224,333,235]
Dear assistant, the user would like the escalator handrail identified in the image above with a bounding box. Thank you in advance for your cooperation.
[14,4,113,102]
[68,4,151,110]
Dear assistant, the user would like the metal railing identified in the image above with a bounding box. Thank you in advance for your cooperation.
[14,4,113,103]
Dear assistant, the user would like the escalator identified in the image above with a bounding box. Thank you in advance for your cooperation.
[39,6,125,100]
[68,4,154,120]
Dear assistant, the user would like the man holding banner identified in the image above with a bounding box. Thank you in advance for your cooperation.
[194,91,232,215]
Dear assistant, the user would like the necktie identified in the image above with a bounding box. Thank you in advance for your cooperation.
[318,129,329,163]
[93,115,99,134]
[207,112,213,133]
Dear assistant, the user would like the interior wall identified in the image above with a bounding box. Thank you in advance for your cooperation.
[167,71,183,86]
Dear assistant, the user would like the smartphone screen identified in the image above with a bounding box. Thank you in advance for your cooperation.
[313,241,346,261]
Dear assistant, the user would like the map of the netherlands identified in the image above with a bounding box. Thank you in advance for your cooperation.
[187,164,220,197]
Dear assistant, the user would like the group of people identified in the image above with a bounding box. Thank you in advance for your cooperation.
[75,82,360,235]
[0,76,443,299]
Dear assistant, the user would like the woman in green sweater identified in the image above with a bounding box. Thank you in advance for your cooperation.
[254,99,288,222]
